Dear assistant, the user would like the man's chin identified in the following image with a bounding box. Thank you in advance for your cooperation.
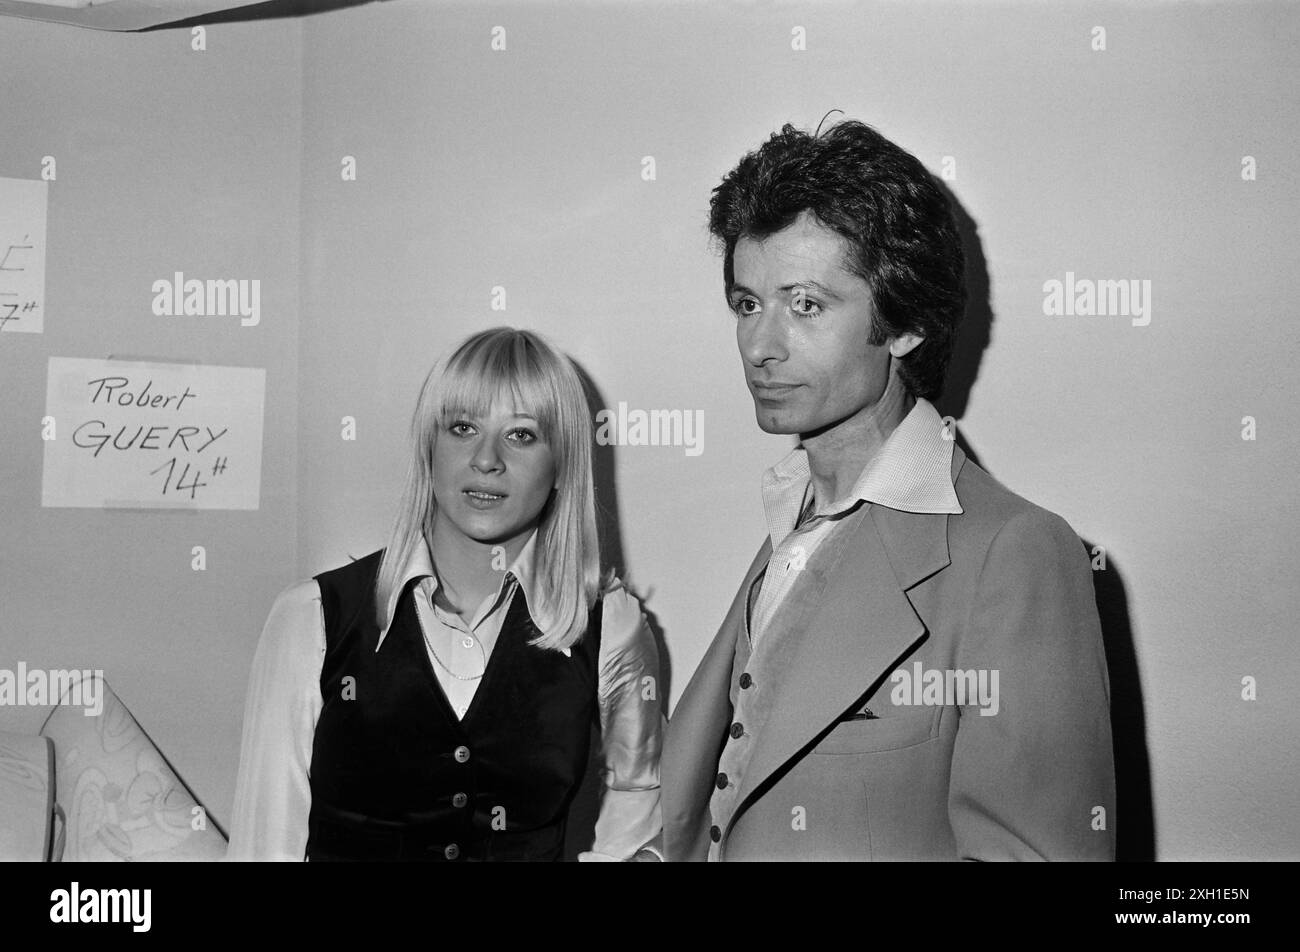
[754,410,804,435]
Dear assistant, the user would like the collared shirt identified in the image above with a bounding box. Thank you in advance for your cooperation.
[748,396,964,644]
[708,396,963,861]
[380,530,542,721]
[229,529,663,862]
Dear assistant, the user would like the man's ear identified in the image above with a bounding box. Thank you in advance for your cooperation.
[888,332,924,359]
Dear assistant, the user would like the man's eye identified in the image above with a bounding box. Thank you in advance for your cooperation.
[791,294,822,316]
[731,298,759,317]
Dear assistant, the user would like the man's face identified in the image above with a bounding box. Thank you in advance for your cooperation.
[729,210,901,437]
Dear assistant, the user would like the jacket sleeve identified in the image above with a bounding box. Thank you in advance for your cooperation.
[947,509,1116,860]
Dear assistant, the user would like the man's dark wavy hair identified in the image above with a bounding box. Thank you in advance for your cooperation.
[708,119,967,401]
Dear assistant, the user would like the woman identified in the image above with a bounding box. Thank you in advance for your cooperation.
[228,327,662,861]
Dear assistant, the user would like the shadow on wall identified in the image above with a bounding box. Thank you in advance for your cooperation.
[562,360,673,860]
[935,185,1155,862]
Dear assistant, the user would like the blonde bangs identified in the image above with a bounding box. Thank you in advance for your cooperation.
[433,333,560,443]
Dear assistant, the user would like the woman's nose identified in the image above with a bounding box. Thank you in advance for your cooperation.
[470,439,503,473]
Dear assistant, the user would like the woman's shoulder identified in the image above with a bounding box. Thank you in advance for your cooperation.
[253,579,327,669]
[271,578,323,611]
[313,549,385,590]
[263,579,324,637]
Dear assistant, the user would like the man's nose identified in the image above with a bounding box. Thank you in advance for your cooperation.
[740,310,788,366]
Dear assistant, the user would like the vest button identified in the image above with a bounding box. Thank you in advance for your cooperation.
[739,673,753,689]
[453,745,471,763]
[452,792,468,808]
[709,825,722,843]
[715,772,728,790]
[730,722,744,739]
[444,843,460,860]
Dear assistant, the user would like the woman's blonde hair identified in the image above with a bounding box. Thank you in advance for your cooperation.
[373,327,604,651]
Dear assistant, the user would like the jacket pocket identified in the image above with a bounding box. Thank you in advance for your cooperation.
[812,706,939,755]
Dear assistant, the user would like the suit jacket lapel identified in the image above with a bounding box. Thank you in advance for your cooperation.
[726,483,958,835]
[662,539,771,861]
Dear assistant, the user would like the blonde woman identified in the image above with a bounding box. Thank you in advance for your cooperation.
[230,327,662,861]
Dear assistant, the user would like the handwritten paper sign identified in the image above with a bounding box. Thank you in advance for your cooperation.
[42,357,266,510]
[0,177,48,334]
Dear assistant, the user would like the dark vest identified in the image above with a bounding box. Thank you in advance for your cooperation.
[306,549,602,862]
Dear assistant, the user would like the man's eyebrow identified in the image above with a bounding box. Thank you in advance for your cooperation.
[727,281,845,302]
[780,280,844,302]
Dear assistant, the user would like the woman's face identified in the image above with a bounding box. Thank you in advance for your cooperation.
[430,400,558,551]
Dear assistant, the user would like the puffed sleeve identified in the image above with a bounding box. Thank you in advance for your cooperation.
[579,581,665,861]
[226,580,326,861]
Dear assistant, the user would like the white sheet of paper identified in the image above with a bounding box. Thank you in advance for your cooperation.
[41,357,266,510]
[0,177,48,334]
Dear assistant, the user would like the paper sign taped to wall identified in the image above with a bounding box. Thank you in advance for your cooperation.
[0,177,48,334]
[42,357,266,510]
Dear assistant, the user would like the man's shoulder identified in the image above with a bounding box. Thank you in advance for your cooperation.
[950,455,1087,561]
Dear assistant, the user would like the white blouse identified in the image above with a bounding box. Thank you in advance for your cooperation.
[227,533,663,862]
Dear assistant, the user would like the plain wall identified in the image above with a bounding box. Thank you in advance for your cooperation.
[1,0,1296,861]
[0,15,302,832]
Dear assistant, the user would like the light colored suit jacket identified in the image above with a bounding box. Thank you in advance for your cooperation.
[662,445,1116,861]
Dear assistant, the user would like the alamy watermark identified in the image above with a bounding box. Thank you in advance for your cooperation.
[50,883,150,932]
[890,662,1000,716]
[151,272,260,327]
[594,402,703,457]
[0,665,104,716]
[1042,271,1151,327]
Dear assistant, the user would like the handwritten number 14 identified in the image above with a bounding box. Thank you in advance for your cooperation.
[149,456,227,498]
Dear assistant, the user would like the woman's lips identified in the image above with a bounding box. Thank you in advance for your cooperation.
[463,489,507,509]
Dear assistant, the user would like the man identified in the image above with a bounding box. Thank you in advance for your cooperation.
[662,120,1115,861]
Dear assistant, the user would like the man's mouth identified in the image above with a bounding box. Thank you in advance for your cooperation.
[751,381,801,399]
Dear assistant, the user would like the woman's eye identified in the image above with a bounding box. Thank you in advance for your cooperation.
[449,421,475,436]
[507,428,537,445]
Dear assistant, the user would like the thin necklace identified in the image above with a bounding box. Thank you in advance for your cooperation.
[420,623,486,681]
[416,588,486,681]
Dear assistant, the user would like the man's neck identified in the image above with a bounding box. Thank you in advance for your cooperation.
[802,372,915,508]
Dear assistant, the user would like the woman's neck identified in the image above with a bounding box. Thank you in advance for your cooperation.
[426,521,533,615]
